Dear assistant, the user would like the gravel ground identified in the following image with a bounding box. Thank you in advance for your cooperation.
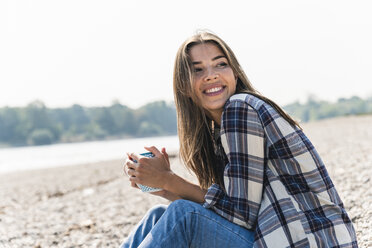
[0,115,371,247]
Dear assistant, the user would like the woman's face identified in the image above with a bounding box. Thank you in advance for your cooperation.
[189,42,237,123]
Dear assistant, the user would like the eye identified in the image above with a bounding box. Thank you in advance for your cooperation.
[217,62,228,68]
[193,67,203,73]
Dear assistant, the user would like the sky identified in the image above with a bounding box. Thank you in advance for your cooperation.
[1,0,371,109]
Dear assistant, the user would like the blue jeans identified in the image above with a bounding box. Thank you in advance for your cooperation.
[120,199,255,248]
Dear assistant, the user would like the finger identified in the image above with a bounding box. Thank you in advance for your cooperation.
[123,163,129,176]
[128,152,140,162]
[144,146,162,158]
[123,157,133,166]
[127,168,137,177]
[129,176,138,183]
[131,181,139,189]
[123,158,133,175]
[126,159,138,170]
[123,159,128,173]
[126,152,132,161]
[129,176,143,187]
[161,147,169,162]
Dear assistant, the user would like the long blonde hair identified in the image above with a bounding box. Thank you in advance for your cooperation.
[173,31,300,189]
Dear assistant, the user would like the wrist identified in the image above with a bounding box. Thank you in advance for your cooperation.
[163,190,181,202]
[162,171,176,191]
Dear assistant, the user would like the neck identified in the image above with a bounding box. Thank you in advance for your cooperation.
[208,110,222,126]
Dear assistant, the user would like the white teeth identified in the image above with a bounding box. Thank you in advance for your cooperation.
[205,87,223,93]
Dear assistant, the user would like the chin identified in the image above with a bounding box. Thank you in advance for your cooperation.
[204,103,225,112]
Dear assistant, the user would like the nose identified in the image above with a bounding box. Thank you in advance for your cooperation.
[204,68,219,81]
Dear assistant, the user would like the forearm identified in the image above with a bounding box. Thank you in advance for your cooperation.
[163,172,207,203]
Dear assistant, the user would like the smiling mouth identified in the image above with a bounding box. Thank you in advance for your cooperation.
[203,86,226,96]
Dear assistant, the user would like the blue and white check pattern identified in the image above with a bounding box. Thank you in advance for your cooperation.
[203,93,358,247]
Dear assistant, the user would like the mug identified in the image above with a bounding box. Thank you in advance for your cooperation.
[130,152,162,193]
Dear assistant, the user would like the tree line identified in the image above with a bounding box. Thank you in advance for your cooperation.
[0,95,371,147]
[0,100,177,146]
[283,95,372,122]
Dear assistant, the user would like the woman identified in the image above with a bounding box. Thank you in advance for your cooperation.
[121,32,358,247]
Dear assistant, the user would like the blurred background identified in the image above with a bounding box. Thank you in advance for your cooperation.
[1,0,372,172]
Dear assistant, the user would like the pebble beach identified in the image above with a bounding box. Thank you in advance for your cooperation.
[0,115,371,247]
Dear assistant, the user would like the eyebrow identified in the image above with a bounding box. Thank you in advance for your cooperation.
[192,55,226,65]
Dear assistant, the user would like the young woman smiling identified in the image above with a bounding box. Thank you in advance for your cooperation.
[120,32,358,248]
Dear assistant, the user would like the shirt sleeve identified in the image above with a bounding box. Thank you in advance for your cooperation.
[203,100,265,229]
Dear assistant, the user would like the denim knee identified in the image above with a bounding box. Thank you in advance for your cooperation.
[166,199,202,216]
[147,204,168,219]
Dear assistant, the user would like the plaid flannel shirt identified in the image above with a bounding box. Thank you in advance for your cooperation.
[203,93,358,247]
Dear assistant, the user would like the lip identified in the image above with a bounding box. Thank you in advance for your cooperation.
[202,82,225,92]
[203,85,226,96]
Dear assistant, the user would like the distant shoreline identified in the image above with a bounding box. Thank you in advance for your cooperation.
[0,133,178,149]
[0,135,179,175]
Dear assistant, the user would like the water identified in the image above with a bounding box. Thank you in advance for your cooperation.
[0,135,179,174]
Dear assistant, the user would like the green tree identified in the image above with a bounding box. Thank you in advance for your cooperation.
[25,101,60,141]
[136,101,177,135]
[29,129,54,145]
[108,102,137,135]
[137,121,163,137]
[0,107,24,144]
[93,107,116,135]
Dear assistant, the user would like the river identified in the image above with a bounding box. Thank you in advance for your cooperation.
[0,135,179,174]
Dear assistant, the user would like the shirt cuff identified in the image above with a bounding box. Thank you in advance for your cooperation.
[203,183,224,208]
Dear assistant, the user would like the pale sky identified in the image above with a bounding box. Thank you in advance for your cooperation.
[1,0,371,109]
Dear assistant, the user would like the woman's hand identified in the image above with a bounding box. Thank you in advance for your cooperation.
[125,146,174,190]
[124,146,205,203]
